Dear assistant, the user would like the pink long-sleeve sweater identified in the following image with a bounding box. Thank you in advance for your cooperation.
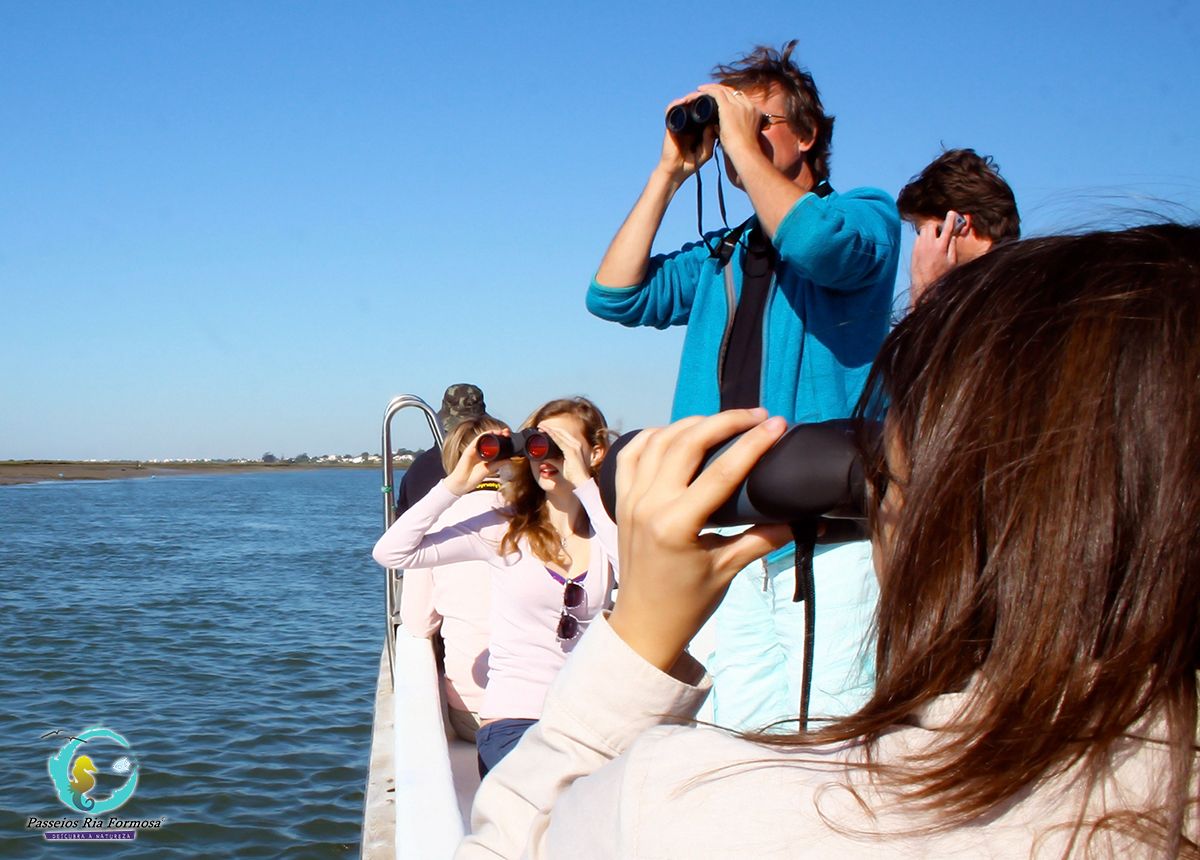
[396,487,503,714]
[373,478,618,721]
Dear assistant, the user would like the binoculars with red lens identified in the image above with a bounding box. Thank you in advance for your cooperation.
[476,428,562,462]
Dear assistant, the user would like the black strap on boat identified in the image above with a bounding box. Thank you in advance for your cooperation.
[791,519,819,729]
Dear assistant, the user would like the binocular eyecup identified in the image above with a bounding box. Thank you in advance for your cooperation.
[476,428,563,463]
[665,94,718,141]
[598,419,877,530]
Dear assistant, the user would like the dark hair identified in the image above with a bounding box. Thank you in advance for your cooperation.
[500,397,610,565]
[755,224,1200,853]
[713,40,834,183]
[897,148,1020,243]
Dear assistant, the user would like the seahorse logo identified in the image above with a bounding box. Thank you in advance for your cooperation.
[68,754,98,810]
[46,727,139,814]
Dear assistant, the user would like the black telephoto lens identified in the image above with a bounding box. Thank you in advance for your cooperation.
[597,419,878,530]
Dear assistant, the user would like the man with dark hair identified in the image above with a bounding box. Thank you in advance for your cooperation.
[395,383,489,517]
[587,42,899,730]
[588,41,898,423]
[897,148,1020,301]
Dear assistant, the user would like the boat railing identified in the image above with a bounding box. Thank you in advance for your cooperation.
[380,394,444,688]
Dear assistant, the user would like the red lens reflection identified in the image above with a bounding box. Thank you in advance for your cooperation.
[477,435,502,461]
[525,433,550,460]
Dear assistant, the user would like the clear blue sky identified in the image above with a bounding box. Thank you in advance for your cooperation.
[3,1,1197,459]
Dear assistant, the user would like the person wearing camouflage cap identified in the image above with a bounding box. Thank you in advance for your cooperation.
[396,384,490,516]
[437,383,488,432]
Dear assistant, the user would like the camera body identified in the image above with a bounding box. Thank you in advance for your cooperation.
[598,419,876,529]
[665,94,718,145]
[476,428,563,463]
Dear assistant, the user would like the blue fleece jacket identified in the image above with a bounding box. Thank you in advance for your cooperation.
[587,187,900,422]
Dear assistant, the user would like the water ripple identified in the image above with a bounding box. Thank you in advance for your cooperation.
[0,470,384,858]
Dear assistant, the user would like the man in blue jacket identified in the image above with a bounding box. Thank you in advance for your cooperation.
[587,42,899,729]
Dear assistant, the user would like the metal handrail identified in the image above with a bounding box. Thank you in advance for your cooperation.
[380,394,445,689]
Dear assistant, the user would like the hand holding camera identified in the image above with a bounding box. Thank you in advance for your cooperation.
[599,417,871,528]
[606,409,794,673]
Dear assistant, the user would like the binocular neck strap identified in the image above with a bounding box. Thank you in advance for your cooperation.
[695,143,731,258]
[790,519,819,730]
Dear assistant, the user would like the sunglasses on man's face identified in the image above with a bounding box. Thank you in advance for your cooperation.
[759,113,788,131]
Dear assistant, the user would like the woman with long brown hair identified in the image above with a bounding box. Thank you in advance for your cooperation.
[373,396,616,775]
[462,224,1200,857]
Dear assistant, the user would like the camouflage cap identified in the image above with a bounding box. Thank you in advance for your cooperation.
[438,383,486,431]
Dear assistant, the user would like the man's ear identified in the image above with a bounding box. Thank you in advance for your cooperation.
[959,216,995,258]
[796,133,816,154]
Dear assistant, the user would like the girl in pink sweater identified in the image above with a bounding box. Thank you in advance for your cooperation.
[373,397,617,774]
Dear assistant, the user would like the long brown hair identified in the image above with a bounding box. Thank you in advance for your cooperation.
[499,397,610,565]
[759,224,1200,853]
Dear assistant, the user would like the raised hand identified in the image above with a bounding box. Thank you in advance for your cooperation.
[536,423,594,489]
[608,409,792,672]
[659,90,718,182]
[910,211,963,301]
[696,84,761,162]
[445,431,504,496]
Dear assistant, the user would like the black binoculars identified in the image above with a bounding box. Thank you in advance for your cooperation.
[665,94,718,142]
[476,428,562,463]
[598,419,877,529]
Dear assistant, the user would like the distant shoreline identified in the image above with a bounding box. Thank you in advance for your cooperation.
[0,460,379,487]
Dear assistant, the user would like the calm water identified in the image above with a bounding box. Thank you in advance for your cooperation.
[0,469,389,858]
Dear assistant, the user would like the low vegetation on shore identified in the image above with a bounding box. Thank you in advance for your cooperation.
[0,451,425,487]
